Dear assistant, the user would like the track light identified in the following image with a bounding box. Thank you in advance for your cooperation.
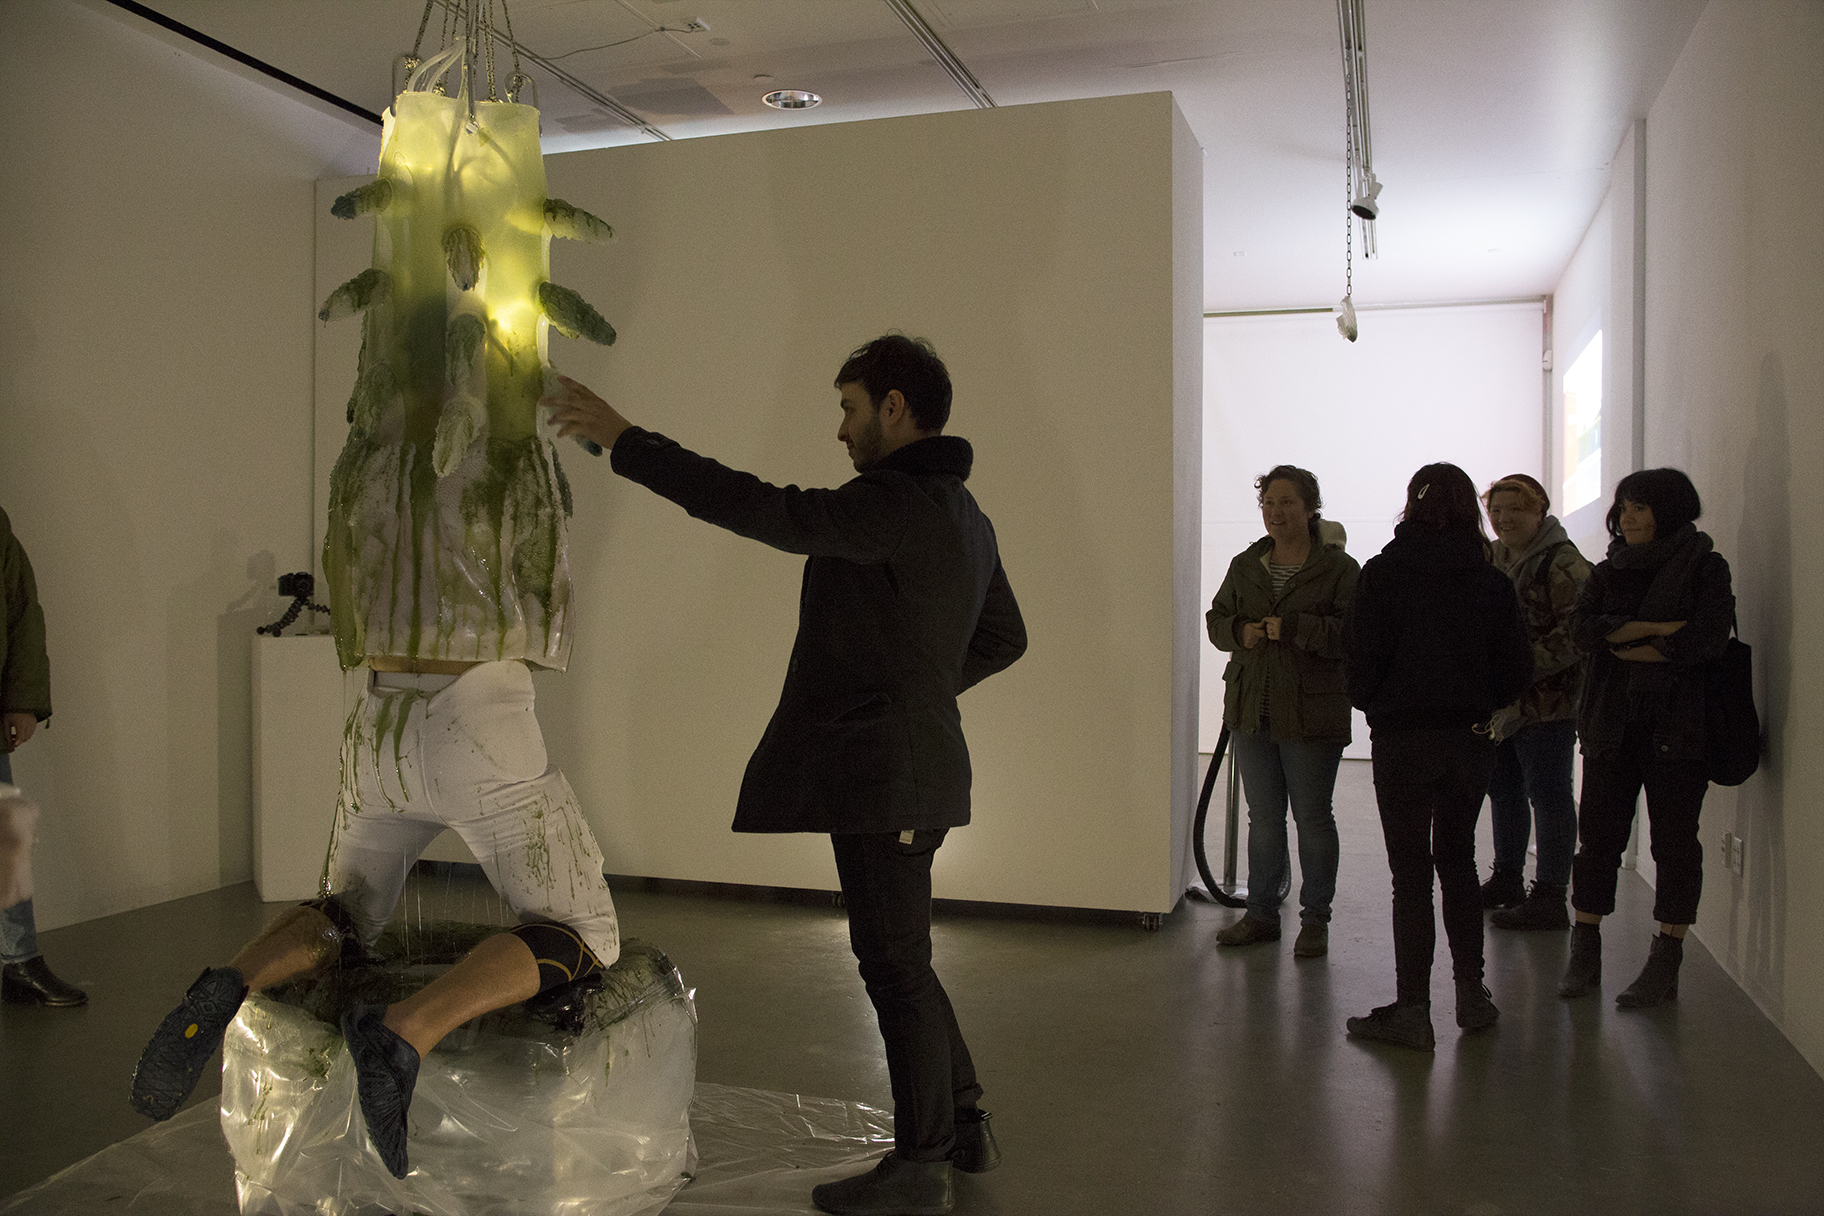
[1336,295,1358,342]
[1350,172,1382,221]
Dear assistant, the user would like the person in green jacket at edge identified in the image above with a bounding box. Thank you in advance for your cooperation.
[1206,466,1360,958]
[1,506,87,1006]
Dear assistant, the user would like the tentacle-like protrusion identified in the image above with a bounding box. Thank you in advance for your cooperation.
[433,393,487,477]
[543,198,614,244]
[444,224,484,291]
[319,268,391,322]
[348,360,400,437]
[538,281,616,345]
[445,312,488,386]
[331,179,396,220]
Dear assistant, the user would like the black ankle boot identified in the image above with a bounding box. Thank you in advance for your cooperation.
[1480,867,1525,909]
[1617,933,1683,1009]
[1,956,87,1007]
[1558,922,1602,998]
[1491,882,1571,931]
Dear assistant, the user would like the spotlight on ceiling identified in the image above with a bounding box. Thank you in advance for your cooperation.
[763,89,821,110]
[1350,172,1383,221]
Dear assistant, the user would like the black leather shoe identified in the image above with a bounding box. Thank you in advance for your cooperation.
[2,955,87,1007]
[1558,922,1603,998]
[812,1152,955,1215]
[131,967,248,1120]
[342,1003,421,1179]
[1616,933,1683,1009]
[951,1109,1001,1174]
[1480,867,1525,909]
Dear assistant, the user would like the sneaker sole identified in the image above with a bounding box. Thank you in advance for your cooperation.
[342,1006,419,1179]
[130,970,247,1121]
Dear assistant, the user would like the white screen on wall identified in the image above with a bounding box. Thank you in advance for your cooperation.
[1562,331,1603,513]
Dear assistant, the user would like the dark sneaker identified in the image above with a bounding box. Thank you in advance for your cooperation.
[812,1152,955,1215]
[2,956,87,1007]
[341,1004,421,1179]
[130,967,249,1120]
[1293,922,1329,958]
[1480,867,1525,909]
[1346,1001,1435,1051]
[951,1109,1001,1174]
[1216,915,1281,947]
[1456,980,1500,1030]
[1490,882,1571,931]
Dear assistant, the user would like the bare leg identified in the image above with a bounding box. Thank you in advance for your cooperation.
[381,932,540,1058]
[228,906,344,990]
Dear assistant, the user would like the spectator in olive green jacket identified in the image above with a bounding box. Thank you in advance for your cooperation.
[2,506,87,1006]
[1206,466,1359,958]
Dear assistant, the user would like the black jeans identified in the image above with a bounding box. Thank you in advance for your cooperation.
[1571,722,1708,925]
[831,829,982,1162]
[1371,727,1497,1003]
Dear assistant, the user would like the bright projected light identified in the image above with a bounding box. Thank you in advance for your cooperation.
[1562,332,1602,514]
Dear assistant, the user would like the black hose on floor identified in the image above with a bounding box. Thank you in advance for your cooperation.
[1192,727,1249,908]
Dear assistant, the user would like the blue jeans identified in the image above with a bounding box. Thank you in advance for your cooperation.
[1484,718,1578,887]
[0,750,40,964]
[1231,728,1344,925]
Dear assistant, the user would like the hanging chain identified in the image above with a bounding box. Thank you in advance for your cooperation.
[500,0,525,100]
[411,0,435,58]
[481,0,498,99]
[1344,96,1354,299]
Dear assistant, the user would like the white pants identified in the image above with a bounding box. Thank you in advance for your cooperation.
[325,661,620,966]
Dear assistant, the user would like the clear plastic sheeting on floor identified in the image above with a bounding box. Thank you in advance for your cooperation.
[221,936,697,1216]
[0,1083,892,1216]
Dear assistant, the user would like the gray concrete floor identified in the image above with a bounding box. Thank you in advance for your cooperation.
[5,760,1824,1214]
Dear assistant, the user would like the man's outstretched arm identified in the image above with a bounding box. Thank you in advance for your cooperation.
[543,375,905,562]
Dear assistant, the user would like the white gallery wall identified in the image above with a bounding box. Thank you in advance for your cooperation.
[0,1,377,931]
[1200,304,1545,756]
[1635,0,1824,1076]
[316,94,1205,914]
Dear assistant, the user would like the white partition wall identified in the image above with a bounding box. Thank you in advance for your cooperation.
[314,93,1204,914]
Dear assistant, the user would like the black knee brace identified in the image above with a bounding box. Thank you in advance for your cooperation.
[300,896,367,963]
[510,921,604,993]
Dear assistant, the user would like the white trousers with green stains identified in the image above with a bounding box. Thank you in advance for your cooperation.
[324,660,621,967]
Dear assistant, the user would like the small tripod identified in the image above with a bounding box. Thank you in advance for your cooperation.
[257,572,332,637]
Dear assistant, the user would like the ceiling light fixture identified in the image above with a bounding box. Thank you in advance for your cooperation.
[763,89,821,110]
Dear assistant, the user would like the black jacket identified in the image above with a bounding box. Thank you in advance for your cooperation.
[1346,522,1532,733]
[1571,526,1733,761]
[611,427,1027,833]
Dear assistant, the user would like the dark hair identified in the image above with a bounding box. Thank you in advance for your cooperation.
[1483,472,1549,515]
[1255,465,1323,538]
[1401,462,1487,541]
[1606,467,1702,540]
[835,334,952,432]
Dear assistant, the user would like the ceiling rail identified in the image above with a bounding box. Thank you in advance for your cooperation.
[1206,296,1546,318]
[882,0,996,109]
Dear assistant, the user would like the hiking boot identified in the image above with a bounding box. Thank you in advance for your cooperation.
[1456,979,1499,1030]
[1345,1001,1435,1051]
[130,967,248,1121]
[1491,882,1571,931]
[1558,921,1602,998]
[1293,922,1328,958]
[1216,915,1281,947]
[1480,867,1525,909]
[1616,933,1683,1009]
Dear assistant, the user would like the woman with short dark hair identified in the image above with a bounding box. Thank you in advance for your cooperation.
[1344,464,1532,1049]
[1558,468,1734,1007]
[1207,465,1358,957]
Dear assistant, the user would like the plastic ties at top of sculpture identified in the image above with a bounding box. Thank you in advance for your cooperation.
[319,40,616,672]
[221,929,698,1216]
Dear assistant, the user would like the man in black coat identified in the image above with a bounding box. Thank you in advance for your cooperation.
[544,335,1026,1216]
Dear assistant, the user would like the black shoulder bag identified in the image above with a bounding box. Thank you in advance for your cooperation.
[1704,617,1761,787]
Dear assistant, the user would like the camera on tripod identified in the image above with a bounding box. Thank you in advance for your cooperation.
[259,572,332,638]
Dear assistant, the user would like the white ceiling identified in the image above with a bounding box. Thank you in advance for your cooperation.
[124,0,1706,310]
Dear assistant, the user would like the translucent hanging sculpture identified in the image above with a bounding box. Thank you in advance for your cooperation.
[319,39,616,671]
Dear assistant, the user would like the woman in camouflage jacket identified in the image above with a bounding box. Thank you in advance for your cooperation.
[1479,475,1591,930]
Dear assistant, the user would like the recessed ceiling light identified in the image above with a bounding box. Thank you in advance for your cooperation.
[763,89,821,110]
